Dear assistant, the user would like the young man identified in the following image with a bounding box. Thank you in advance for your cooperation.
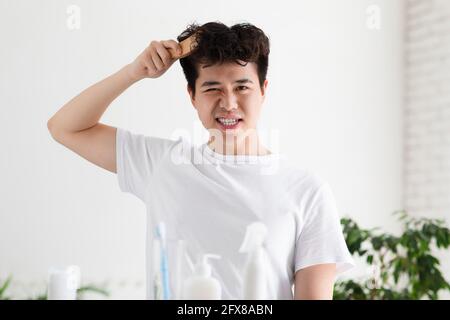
[47,21,354,300]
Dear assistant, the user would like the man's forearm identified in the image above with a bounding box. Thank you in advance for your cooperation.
[48,64,138,133]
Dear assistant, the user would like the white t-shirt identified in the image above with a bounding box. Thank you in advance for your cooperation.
[116,127,355,300]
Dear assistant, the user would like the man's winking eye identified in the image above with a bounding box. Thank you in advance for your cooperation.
[204,86,249,93]
[201,78,254,93]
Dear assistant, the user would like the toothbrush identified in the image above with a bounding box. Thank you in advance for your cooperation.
[155,222,171,300]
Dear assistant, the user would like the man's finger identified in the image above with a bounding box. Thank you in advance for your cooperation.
[161,39,182,57]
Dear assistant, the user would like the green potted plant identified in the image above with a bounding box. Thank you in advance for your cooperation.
[334,210,450,299]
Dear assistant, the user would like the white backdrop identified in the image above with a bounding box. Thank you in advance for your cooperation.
[0,0,406,299]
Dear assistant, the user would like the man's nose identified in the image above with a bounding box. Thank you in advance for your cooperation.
[219,92,238,110]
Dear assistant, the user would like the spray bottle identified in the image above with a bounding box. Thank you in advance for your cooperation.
[239,222,269,299]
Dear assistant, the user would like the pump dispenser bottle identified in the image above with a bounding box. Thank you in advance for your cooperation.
[182,254,222,300]
[239,222,269,299]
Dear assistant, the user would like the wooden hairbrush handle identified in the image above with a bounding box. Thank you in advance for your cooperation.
[168,34,197,59]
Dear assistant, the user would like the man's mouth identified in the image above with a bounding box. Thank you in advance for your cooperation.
[215,117,243,130]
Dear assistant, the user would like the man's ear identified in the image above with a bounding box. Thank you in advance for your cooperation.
[187,84,197,109]
[261,79,268,100]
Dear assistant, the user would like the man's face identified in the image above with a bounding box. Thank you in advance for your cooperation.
[188,61,268,140]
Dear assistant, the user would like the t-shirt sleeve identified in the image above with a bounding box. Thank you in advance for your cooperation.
[294,182,355,278]
[115,127,176,203]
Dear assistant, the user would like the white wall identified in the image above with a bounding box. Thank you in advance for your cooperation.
[404,0,450,299]
[0,0,405,299]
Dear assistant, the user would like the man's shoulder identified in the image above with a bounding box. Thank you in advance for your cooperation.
[280,160,326,188]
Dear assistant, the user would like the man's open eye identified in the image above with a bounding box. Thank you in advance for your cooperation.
[237,86,249,91]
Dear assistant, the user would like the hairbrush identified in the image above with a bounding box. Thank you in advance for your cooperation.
[169,34,198,59]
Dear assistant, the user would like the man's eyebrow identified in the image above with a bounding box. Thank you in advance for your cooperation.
[200,79,254,87]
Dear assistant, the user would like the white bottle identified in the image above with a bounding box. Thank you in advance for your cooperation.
[239,222,269,300]
[47,265,81,300]
[182,254,222,300]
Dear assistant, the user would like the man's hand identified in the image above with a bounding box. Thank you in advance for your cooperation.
[127,40,182,82]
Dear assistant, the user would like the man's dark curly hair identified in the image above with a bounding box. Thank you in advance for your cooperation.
[177,21,270,96]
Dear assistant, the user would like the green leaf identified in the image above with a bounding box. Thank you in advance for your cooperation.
[371,236,383,250]
[0,275,13,299]
[77,285,110,299]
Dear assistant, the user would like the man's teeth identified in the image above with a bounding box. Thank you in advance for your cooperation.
[217,118,240,125]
